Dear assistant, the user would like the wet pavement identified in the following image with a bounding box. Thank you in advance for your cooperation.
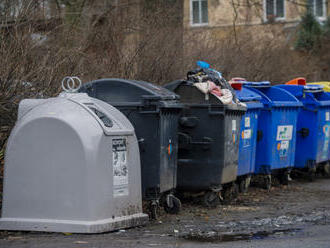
[1,178,330,247]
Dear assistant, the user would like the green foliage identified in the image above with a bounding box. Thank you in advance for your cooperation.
[295,12,323,51]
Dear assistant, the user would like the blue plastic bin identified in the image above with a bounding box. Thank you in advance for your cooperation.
[244,82,302,189]
[234,86,263,192]
[276,84,330,175]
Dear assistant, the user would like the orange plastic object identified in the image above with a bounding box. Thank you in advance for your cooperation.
[285,78,306,85]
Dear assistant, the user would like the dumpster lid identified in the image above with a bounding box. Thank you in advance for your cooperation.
[303,84,324,92]
[276,85,330,107]
[308,82,330,93]
[80,78,181,105]
[235,87,263,109]
[243,81,271,88]
[235,87,262,102]
[245,84,302,108]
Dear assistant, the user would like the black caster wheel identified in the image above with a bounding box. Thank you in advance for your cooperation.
[280,171,290,185]
[149,200,160,220]
[163,194,181,214]
[222,183,239,204]
[239,176,251,193]
[203,191,220,208]
[308,168,316,182]
[323,162,330,177]
[264,175,272,191]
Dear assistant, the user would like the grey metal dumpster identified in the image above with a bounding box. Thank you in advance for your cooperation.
[0,90,148,233]
[79,79,182,219]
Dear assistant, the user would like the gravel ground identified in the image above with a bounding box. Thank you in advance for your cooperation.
[1,177,330,247]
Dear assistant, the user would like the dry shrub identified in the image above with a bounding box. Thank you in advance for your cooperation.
[0,1,329,193]
[182,24,325,84]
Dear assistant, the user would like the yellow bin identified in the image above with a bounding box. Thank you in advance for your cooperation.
[308,82,330,92]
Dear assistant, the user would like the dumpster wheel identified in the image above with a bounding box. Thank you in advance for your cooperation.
[222,183,239,204]
[149,200,160,220]
[278,170,290,185]
[163,194,181,214]
[323,162,330,177]
[203,191,221,208]
[239,176,251,193]
[264,175,272,191]
[308,167,316,182]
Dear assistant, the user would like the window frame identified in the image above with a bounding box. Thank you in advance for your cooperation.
[308,0,327,21]
[263,0,286,22]
[190,0,209,27]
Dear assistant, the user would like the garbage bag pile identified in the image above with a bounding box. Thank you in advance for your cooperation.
[186,61,246,107]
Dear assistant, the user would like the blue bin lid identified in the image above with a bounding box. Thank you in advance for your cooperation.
[245,84,302,108]
[243,81,271,87]
[275,85,330,107]
[235,87,263,109]
[303,84,324,91]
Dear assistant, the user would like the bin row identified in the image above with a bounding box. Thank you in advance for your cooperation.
[78,73,330,217]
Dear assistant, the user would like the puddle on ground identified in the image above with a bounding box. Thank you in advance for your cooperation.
[181,228,302,242]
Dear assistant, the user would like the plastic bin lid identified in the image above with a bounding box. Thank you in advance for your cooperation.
[275,84,330,107]
[303,84,324,91]
[236,87,263,109]
[236,87,262,102]
[245,84,302,108]
[243,81,271,87]
[308,82,330,92]
[79,78,180,104]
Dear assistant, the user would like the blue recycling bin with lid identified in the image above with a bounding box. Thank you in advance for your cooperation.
[244,81,302,189]
[232,84,263,192]
[276,84,330,177]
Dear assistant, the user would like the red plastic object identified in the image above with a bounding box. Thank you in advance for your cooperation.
[231,82,243,91]
[285,77,306,86]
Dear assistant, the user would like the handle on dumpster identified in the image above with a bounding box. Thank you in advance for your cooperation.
[298,128,309,138]
[190,137,213,147]
[138,138,146,152]
[178,132,213,150]
[302,106,317,112]
[257,130,263,142]
[179,116,199,127]
[208,105,225,115]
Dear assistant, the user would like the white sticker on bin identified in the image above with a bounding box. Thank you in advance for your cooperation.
[326,112,330,121]
[112,138,129,197]
[245,117,250,128]
[243,129,251,139]
[276,125,293,141]
[232,120,236,131]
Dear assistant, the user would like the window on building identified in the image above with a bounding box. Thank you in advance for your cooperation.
[265,0,285,21]
[191,0,208,25]
[307,0,326,19]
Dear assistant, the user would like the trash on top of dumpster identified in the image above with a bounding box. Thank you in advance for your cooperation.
[276,82,330,176]
[169,61,246,107]
[244,81,302,190]
[79,78,183,219]
[164,63,246,207]
[230,79,263,193]
[0,77,148,233]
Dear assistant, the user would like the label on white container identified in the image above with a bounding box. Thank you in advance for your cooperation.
[326,112,330,121]
[112,138,129,197]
